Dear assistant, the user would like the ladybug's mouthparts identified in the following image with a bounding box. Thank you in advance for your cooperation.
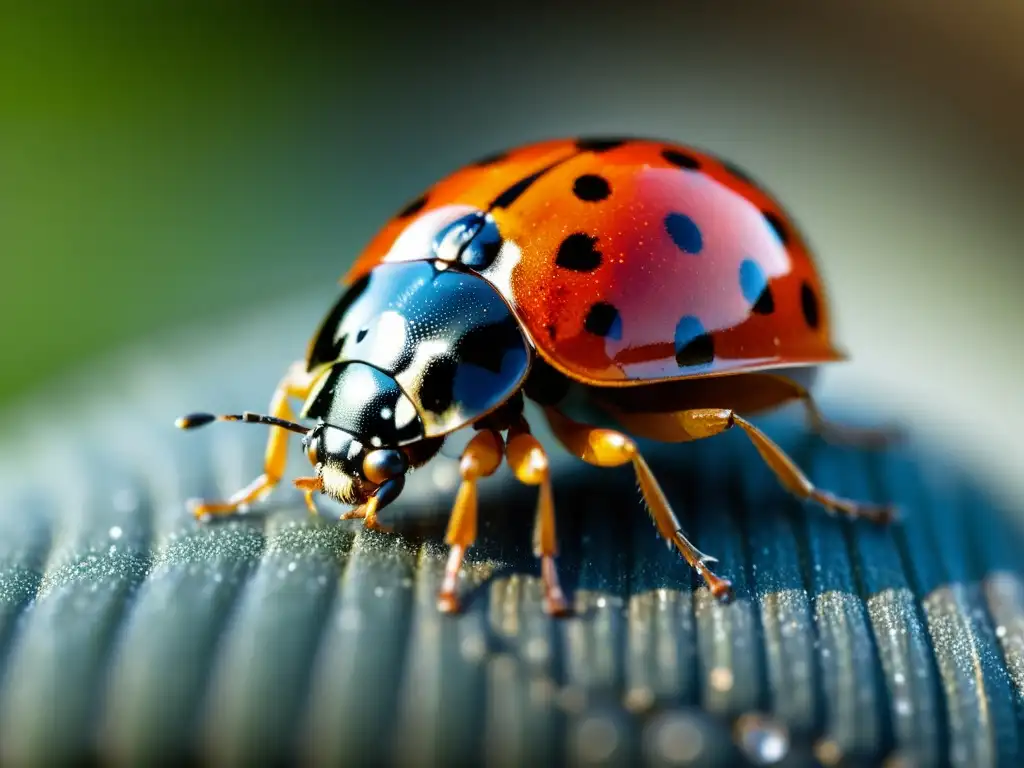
[319,463,373,506]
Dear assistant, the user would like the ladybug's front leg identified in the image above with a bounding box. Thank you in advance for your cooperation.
[188,361,318,519]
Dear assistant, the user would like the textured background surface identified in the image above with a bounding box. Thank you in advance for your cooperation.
[0,301,1022,767]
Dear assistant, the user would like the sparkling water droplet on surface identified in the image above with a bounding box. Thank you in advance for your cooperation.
[735,712,789,765]
[709,666,734,692]
[574,715,620,764]
[647,711,705,764]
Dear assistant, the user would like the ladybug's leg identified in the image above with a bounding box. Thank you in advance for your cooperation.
[544,408,734,600]
[505,418,570,616]
[293,476,323,516]
[673,408,896,524]
[189,361,319,518]
[799,394,904,450]
[437,429,505,613]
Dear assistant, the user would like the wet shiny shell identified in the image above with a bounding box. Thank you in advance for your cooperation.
[343,136,845,387]
[304,260,530,442]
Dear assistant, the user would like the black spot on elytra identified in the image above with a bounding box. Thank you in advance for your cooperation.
[355,328,368,343]
[396,195,427,218]
[739,258,774,315]
[752,287,775,315]
[665,213,703,254]
[490,158,567,209]
[723,161,755,185]
[418,357,458,414]
[662,148,701,170]
[801,282,820,329]
[583,302,622,339]
[491,169,545,209]
[763,211,789,245]
[472,150,507,166]
[555,233,602,272]
[575,137,628,152]
[573,174,611,202]
[674,315,715,367]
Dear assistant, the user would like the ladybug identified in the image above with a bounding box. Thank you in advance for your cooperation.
[177,136,898,614]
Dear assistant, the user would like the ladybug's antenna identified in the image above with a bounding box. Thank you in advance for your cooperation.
[175,411,309,435]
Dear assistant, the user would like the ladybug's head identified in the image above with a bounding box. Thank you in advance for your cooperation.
[174,403,441,516]
[301,422,409,508]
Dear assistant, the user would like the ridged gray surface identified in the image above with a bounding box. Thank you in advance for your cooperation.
[0,298,1021,767]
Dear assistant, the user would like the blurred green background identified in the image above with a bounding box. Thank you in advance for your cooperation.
[3,1,1022,503]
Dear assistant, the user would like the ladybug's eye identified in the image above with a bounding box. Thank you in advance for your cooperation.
[303,427,323,465]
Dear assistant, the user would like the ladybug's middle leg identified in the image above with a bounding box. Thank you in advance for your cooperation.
[437,429,505,613]
[505,417,570,616]
[543,408,734,600]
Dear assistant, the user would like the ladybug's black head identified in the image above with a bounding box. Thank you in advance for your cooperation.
[173,403,438,515]
[301,422,410,508]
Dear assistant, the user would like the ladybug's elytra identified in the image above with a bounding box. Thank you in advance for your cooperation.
[177,136,898,613]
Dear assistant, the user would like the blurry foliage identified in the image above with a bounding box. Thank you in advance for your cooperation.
[1,4,366,407]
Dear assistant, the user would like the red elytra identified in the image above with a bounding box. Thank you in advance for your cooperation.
[345,136,844,388]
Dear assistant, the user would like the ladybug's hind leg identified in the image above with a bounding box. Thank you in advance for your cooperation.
[800,393,905,450]
[543,408,734,601]
[669,408,896,525]
[188,361,319,519]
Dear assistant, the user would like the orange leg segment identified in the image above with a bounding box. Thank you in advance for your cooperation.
[437,429,504,613]
[544,405,896,600]
[677,408,896,523]
[189,361,320,519]
[799,392,904,450]
[506,420,570,616]
[340,495,392,533]
[293,476,323,516]
[544,408,734,600]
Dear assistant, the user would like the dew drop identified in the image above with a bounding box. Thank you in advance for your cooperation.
[709,666,734,692]
[108,526,123,540]
[734,713,790,765]
[648,712,705,764]
[574,715,620,763]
